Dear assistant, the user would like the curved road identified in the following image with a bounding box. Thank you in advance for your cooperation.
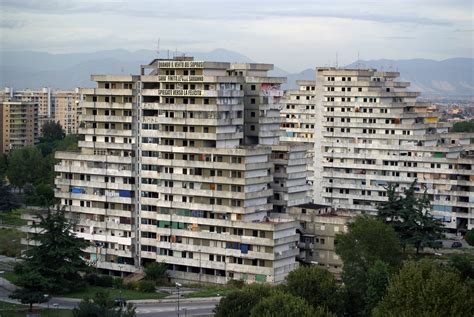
[0,279,219,317]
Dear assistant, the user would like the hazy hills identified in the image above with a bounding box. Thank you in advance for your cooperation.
[0,49,472,96]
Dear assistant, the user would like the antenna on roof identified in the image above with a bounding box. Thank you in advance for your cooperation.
[335,52,339,68]
[357,51,360,69]
[156,38,160,57]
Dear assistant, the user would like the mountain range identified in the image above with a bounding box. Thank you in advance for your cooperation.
[0,49,472,96]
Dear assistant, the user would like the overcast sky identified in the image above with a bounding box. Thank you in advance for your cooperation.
[1,0,473,71]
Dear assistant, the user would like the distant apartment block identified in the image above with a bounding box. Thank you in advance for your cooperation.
[54,89,82,134]
[13,88,52,130]
[1,88,82,135]
[282,68,474,234]
[53,57,309,284]
[0,98,39,153]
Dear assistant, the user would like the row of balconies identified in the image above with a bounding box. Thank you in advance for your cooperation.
[80,102,133,109]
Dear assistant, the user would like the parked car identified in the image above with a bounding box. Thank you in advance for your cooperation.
[114,298,127,307]
[451,241,462,248]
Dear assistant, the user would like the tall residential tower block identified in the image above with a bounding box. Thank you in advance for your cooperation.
[54,57,308,284]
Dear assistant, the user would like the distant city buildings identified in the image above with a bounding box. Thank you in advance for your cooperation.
[0,99,39,153]
[54,89,82,135]
[0,88,82,153]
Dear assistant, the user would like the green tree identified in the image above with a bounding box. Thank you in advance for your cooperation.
[9,266,49,311]
[6,147,46,189]
[250,292,335,317]
[214,284,273,317]
[377,180,444,253]
[73,290,136,317]
[362,260,390,316]
[17,208,90,293]
[335,216,402,316]
[452,120,474,133]
[144,262,168,283]
[26,183,56,207]
[284,266,341,314]
[0,153,7,179]
[0,180,19,211]
[41,121,65,143]
[448,255,474,281]
[465,229,474,246]
[373,260,473,317]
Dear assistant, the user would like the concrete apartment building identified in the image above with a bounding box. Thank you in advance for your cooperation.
[281,81,317,189]
[282,68,474,234]
[53,56,306,284]
[2,88,82,135]
[54,89,82,134]
[13,88,52,130]
[0,98,39,153]
[288,204,350,276]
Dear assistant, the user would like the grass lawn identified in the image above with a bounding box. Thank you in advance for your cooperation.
[2,271,19,284]
[64,285,168,300]
[184,286,233,298]
[0,301,72,317]
[0,228,24,258]
[0,209,28,226]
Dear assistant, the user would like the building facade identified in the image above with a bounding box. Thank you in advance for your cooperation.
[54,57,306,284]
[54,89,82,134]
[282,68,474,234]
[13,88,52,131]
[288,204,350,276]
[281,81,317,189]
[0,99,39,153]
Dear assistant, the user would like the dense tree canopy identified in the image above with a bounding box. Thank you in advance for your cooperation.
[0,153,7,179]
[0,180,19,211]
[452,120,474,133]
[284,266,341,314]
[41,121,65,143]
[335,216,402,269]
[250,292,335,317]
[373,260,474,317]
[465,229,474,246]
[6,147,47,189]
[144,262,168,283]
[214,284,273,317]
[335,216,402,316]
[362,260,391,316]
[377,180,443,253]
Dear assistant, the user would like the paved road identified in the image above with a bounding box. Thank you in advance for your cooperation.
[0,280,219,317]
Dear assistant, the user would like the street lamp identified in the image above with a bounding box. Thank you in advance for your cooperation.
[0,270,5,315]
[44,294,50,310]
[52,303,59,317]
[175,282,182,317]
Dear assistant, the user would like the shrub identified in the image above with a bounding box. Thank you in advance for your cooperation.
[227,279,245,289]
[113,277,124,289]
[144,262,168,282]
[465,229,474,246]
[138,280,156,293]
[85,273,114,287]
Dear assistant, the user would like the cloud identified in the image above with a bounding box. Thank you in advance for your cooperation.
[0,19,25,29]
[0,0,472,71]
